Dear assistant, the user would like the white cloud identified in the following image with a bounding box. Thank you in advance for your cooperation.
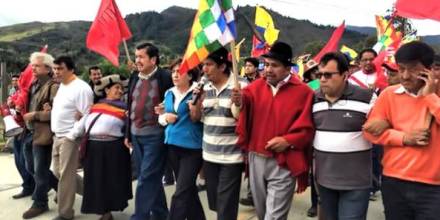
[0,0,439,36]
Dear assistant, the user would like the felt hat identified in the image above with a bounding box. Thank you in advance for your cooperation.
[94,74,128,97]
[261,41,294,66]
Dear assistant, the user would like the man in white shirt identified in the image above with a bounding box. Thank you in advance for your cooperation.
[50,56,93,220]
[349,49,378,89]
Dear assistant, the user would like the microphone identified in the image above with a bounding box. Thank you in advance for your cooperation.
[192,75,208,105]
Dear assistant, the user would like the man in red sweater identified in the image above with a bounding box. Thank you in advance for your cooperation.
[233,41,315,220]
[364,41,440,220]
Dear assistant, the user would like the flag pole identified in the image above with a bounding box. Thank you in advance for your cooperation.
[236,38,246,53]
[230,40,239,89]
[123,39,132,63]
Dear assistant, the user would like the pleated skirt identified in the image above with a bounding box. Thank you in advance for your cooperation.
[81,138,133,214]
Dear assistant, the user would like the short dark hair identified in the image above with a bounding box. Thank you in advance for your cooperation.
[88,66,101,75]
[187,67,200,83]
[11,74,20,79]
[395,41,434,68]
[135,42,160,65]
[206,47,231,74]
[54,56,76,72]
[244,57,259,68]
[169,58,182,71]
[358,48,378,60]
[342,53,353,63]
[319,52,349,74]
[169,58,199,83]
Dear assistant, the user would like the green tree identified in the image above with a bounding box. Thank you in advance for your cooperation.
[364,36,377,49]
[303,41,325,57]
[79,58,131,81]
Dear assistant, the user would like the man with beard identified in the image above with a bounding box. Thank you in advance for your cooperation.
[88,66,103,103]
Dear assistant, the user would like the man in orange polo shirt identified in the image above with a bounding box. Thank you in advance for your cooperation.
[363,41,440,220]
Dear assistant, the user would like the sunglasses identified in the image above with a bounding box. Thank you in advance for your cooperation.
[315,71,340,79]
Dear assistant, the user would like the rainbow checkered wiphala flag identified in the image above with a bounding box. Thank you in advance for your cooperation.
[373,15,402,52]
[179,0,236,74]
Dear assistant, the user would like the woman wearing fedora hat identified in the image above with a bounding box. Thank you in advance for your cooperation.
[76,74,132,220]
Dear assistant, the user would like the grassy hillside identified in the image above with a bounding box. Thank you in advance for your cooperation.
[0,6,374,75]
[0,22,56,42]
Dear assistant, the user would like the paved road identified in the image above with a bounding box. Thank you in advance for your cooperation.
[0,153,385,220]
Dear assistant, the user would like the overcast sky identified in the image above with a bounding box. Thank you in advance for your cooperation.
[1,0,440,36]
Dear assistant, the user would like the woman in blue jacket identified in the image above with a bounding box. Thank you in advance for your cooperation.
[158,58,205,220]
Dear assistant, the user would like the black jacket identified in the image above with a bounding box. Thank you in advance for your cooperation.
[125,67,173,141]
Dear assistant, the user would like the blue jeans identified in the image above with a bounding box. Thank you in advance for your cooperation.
[318,184,370,220]
[13,135,35,194]
[23,132,58,208]
[130,133,168,220]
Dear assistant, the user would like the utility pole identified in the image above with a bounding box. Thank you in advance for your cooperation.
[0,62,8,103]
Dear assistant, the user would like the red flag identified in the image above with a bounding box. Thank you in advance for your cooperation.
[373,51,389,91]
[86,0,132,66]
[396,0,440,22]
[313,21,346,63]
[10,45,48,113]
[251,36,269,57]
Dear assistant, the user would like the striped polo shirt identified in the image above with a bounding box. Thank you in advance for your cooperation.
[313,83,376,190]
[202,74,248,164]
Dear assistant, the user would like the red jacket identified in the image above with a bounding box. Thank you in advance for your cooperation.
[236,76,315,181]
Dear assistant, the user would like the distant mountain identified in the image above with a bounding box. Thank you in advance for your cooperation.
[347,26,376,36]
[0,6,376,74]
[421,35,440,45]
[124,6,370,57]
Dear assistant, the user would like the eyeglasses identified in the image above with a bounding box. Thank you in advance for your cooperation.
[315,71,340,79]
[360,58,374,63]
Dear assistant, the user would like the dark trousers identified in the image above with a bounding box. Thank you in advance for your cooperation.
[318,184,370,220]
[131,134,168,220]
[310,172,318,207]
[167,146,205,220]
[23,133,58,208]
[13,135,35,194]
[163,155,175,184]
[204,161,243,220]
[371,145,383,193]
[382,176,440,220]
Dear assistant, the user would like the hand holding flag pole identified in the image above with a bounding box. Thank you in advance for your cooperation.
[230,41,239,89]
[122,39,136,72]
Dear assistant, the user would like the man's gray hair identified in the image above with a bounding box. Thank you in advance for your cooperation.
[30,52,54,68]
